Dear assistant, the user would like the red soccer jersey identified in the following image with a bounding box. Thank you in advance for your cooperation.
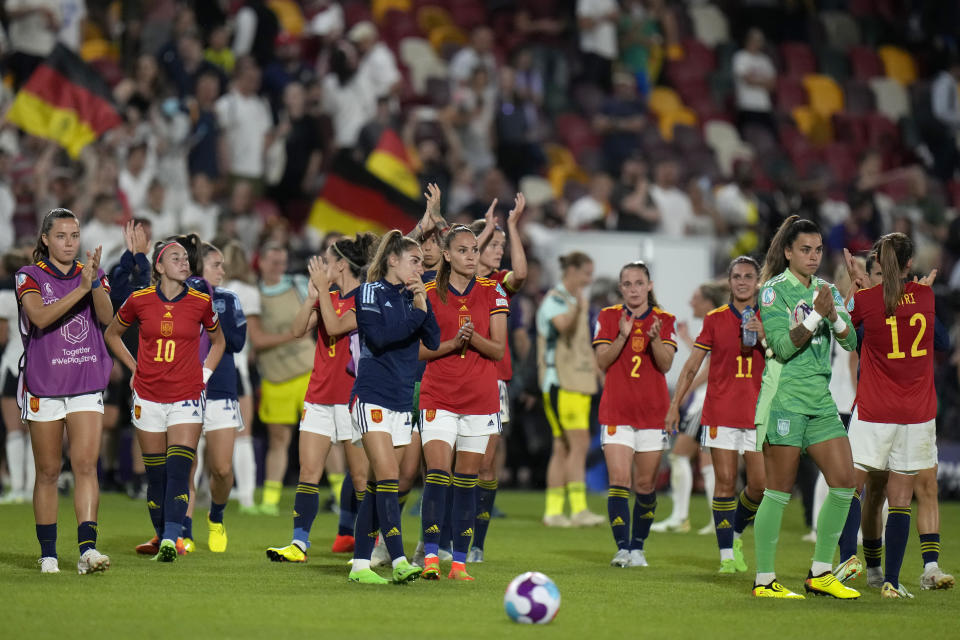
[117,284,220,403]
[305,288,357,405]
[851,281,936,424]
[489,269,519,381]
[593,305,677,429]
[693,304,765,429]
[420,276,510,415]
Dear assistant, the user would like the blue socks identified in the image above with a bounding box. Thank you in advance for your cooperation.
[422,469,451,556]
[142,452,166,537]
[376,479,404,561]
[607,485,631,550]
[209,502,226,524]
[920,533,940,567]
[353,482,378,561]
[838,488,862,560]
[37,523,57,558]
[292,482,320,549]
[473,479,498,551]
[451,473,478,564]
[734,490,760,535]
[181,516,193,541]
[78,521,97,555]
[631,492,657,550]
[712,496,737,551]
[885,506,911,588]
[337,474,357,537]
[162,445,195,542]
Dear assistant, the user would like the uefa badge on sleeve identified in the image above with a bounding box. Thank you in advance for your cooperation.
[760,288,776,307]
[777,419,790,436]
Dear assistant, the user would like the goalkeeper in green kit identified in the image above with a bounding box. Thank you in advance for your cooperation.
[750,217,861,600]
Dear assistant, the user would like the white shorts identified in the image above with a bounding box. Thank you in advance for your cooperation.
[849,406,937,474]
[351,400,412,447]
[701,426,758,454]
[301,403,352,441]
[22,391,103,423]
[132,391,205,432]
[601,425,669,453]
[498,380,511,424]
[420,409,499,454]
[203,397,243,433]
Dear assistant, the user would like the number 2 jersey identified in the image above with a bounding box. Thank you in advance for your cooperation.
[593,305,677,429]
[116,284,220,403]
[693,305,765,429]
[850,281,936,424]
[305,288,357,406]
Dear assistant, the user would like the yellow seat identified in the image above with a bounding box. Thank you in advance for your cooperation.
[429,24,467,52]
[417,5,452,34]
[268,0,305,35]
[659,107,697,141]
[545,144,576,170]
[80,38,116,62]
[791,106,833,144]
[647,87,682,117]
[548,165,589,198]
[373,0,411,23]
[878,45,917,86]
[802,74,844,118]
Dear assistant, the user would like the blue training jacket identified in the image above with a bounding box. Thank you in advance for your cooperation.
[187,277,247,401]
[352,279,440,412]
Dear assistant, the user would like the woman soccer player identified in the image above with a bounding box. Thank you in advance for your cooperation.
[665,257,767,573]
[466,194,526,562]
[104,239,225,562]
[537,252,605,528]
[348,231,440,584]
[750,216,859,599]
[594,261,677,568]
[265,233,376,562]
[17,208,114,574]
[840,234,951,597]
[418,225,508,581]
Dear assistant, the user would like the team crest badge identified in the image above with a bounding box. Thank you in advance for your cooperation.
[371,409,383,423]
[709,426,718,439]
[632,336,644,352]
[134,405,142,420]
[29,396,39,413]
[425,409,436,422]
[760,288,776,307]
[776,419,790,436]
[607,425,617,436]
[160,320,174,337]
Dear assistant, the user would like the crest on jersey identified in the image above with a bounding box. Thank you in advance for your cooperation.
[134,404,142,420]
[459,314,471,327]
[632,336,644,352]
[607,425,617,436]
[29,396,39,413]
[161,320,174,337]
[777,419,790,436]
[760,288,776,307]
[371,409,383,423]
[425,409,436,422]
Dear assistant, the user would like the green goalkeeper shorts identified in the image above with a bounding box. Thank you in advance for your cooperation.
[764,398,847,452]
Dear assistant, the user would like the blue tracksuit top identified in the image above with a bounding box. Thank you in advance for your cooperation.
[352,278,440,412]
[187,276,247,401]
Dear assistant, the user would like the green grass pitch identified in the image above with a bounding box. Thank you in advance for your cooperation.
[1,490,956,639]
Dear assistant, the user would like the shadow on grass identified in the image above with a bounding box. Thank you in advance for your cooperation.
[0,550,39,571]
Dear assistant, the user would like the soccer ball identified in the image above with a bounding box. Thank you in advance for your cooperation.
[504,572,560,624]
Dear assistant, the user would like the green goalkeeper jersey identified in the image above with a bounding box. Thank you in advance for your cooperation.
[754,268,857,437]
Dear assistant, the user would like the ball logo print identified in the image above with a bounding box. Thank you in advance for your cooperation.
[504,572,560,624]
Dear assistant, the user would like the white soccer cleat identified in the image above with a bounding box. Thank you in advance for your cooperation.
[77,548,110,575]
[801,529,817,543]
[650,518,690,534]
[411,540,425,568]
[542,514,572,528]
[38,557,60,574]
[628,549,648,567]
[569,509,606,527]
[866,567,884,589]
[697,522,715,535]
[920,566,955,591]
[369,535,391,568]
[610,549,631,568]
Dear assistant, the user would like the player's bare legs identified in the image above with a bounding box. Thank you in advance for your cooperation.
[544,436,569,526]
[262,422,293,514]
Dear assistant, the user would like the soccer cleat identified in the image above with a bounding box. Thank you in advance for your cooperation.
[801,529,817,543]
[77,549,110,575]
[804,572,860,599]
[610,549,631,568]
[411,540,425,568]
[719,558,738,574]
[38,557,60,574]
[331,534,355,553]
[348,568,390,585]
[881,582,915,599]
[920,566,955,591]
[135,535,160,556]
[753,581,805,599]
[176,538,187,555]
[259,503,280,516]
[265,543,307,563]
[650,518,690,534]
[628,549,648,567]
[392,558,423,584]
[370,536,391,568]
[833,555,864,584]
[698,522,715,535]
[238,504,260,515]
[181,537,195,554]
[570,509,606,527]
[467,546,484,563]
[732,538,748,572]
[422,556,441,580]
[447,561,474,581]
[866,567,884,589]
[154,539,178,562]
[207,518,227,553]
[542,514,572,528]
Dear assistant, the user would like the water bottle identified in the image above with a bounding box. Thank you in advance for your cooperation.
[742,306,758,347]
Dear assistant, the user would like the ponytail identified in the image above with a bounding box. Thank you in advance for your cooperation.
[333,231,379,279]
[171,233,202,275]
[435,225,475,304]
[876,232,914,316]
[367,230,420,283]
[760,216,820,284]
[34,208,79,263]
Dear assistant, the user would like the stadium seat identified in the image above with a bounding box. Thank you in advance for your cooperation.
[817,48,850,84]
[704,120,753,175]
[820,11,861,52]
[741,123,779,158]
[843,80,876,114]
[689,4,729,47]
[428,23,467,52]
[792,105,833,144]
[553,113,600,161]
[776,77,807,113]
[863,112,900,152]
[870,77,910,120]
[803,74,845,118]
[658,107,697,141]
[416,5,452,34]
[680,38,716,73]
[343,1,373,27]
[647,87,683,116]
[673,78,711,106]
[822,142,858,184]
[672,124,703,151]
[780,42,817,78]
[449,0,487,30]
[832,112,868,150]
[399,37,448,94]
[80,38,116,61]
[382,10,420,44]
[788,144,823,178]
[545,144,577,170]
[849,45,884,81]
[372,0,411,23]
[878,45,917,86]
[519,175,555,207]
[572,83,606,118]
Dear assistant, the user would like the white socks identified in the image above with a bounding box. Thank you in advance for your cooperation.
[233,436,256,507]
[756,571,776,585]
[668,454,693,522]
[701,463,715,505]
[811,560,833,576]
[720,548,734,561]
[5,430,34,494]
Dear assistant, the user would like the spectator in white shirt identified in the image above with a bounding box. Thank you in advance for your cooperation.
[925,57,960,181]
[308,0,344,40]
[566,173,614,229]
[649,159,695,237]
[348,21,401,101]
[118,140,155,212]
[576,0,618,91]
[136,180,179,241]
[215,57,275,183]
[322,39,376,150]
[5,0,60,87]
[449,26,497,88]
[732,28,777,141]
[180,173,220,241]
[83,194,126,270]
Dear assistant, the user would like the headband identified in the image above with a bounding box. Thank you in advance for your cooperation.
[155,241,185,267]
[332,242,362,270]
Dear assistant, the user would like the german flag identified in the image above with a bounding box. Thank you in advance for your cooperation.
[6,44,121,158]
[365,128,420,199]
[308,151,421,236]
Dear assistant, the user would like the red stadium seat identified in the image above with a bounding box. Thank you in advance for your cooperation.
[789,146,823,179]
[343,1,373,27]
[832,112,868,151]
[822,142,858,185]
[849,46,884,81]
[680,38,716,73]
[863,112,900,152]
[776,77,807,113]
[553,113,600,161]
[780,42,817,78]
[843,80,876,115]
[448,0,487,30]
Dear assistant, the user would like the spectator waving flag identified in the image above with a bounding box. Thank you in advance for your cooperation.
[6,44,122,158]
[308,150,421,236]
